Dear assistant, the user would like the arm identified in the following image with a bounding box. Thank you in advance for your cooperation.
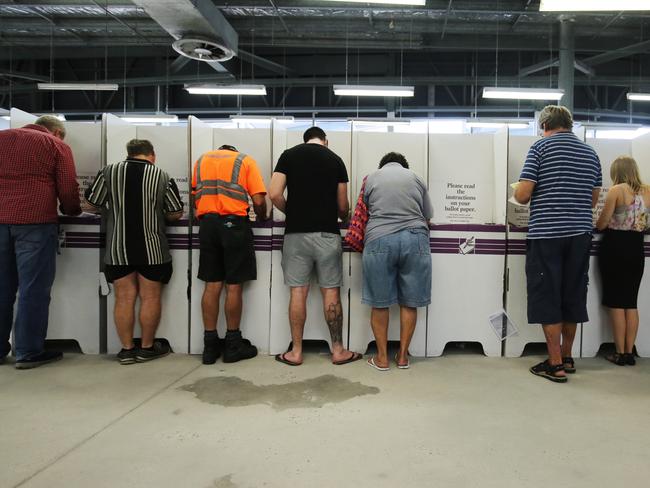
[163,178,184,221]
[596,187,617,231]
[251,193,268,221]
[592,188,601,209]
[84,170,107,213]
[55,143,82,216]
[514,180,536,205]
[337,182,350,222]
[269,172,287,213]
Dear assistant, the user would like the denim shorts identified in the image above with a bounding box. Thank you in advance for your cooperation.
[282,232,342,288]
[362,227,432,308]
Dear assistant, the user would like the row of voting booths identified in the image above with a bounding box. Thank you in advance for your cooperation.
[7,108,650,357]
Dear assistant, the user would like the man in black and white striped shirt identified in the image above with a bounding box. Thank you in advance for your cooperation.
[85,139,183,364]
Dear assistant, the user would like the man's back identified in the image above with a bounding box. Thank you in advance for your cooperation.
[86,158,182,265]
[274,143,348,235]
[521,132,601,239]
[0,125,80,224]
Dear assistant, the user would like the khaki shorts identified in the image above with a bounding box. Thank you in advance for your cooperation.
[281,232,342,288]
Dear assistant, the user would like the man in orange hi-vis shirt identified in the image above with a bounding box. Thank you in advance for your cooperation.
[192,144,268,365]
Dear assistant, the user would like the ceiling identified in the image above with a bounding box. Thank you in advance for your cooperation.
[1,0,649,122]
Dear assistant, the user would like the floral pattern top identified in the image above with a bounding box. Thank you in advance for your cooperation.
[608,194,650,232]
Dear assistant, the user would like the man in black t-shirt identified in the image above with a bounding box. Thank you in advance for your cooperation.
[269,126,362,366]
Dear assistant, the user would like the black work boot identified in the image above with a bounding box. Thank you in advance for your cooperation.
[202,330,222,365]
[223,330,257,363]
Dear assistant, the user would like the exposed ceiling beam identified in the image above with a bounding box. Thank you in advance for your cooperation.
[519,58,595,77]
[237,50,293,75]
[583,39,650,66]
[0,70,49,82]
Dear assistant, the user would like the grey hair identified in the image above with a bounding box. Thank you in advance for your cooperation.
[34,115,66,139]
[538,105,573,131]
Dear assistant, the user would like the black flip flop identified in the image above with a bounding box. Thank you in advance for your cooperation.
[333,351,363,365]
[275,352,302,366]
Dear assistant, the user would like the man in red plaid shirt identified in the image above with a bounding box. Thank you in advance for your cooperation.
[0,115,81,369]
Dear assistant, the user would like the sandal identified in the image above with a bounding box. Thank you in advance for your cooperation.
[367,357,390,371]
[395,353,410,369]
[562,356,576,374]
[606,352,626,366]
[530,360,567,383]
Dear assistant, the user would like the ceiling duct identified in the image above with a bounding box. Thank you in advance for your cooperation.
[130,0,238,62]
[172,38,234,62]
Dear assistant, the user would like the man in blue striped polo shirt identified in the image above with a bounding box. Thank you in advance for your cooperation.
[515,105,602,383]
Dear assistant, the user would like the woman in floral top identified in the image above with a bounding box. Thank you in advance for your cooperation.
[596,156,650,365]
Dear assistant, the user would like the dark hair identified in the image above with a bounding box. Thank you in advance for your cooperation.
[126,139,155,157]
[303,126,327,143]
[379,152,409,169]
[218,144,238,152]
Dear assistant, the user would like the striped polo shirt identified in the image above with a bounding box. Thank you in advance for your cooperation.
[520,132,601,239]
[85,158,184,265]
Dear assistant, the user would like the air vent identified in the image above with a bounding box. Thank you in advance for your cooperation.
[172,38,235,62]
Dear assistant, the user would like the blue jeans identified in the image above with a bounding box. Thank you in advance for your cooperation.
[0,224,58,360]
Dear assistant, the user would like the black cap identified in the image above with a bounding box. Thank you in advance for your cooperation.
[218,144,238,152]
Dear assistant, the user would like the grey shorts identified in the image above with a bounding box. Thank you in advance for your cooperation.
[281,232,343,288]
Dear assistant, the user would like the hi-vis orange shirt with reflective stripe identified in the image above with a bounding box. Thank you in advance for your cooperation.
[192,149,267,218]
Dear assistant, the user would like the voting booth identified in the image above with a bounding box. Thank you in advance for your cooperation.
[10,109,102,353]
[347,124,428,356]
[104,116,191,353]
[269,122,352,355]
[188,117,273,354]
[427,129,508,357]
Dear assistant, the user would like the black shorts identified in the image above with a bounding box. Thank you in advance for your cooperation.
[525,234,592,325]
[198,214,257,284]
[104,262,173,284]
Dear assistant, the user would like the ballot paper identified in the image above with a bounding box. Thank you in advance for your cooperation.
[488,310,519,341]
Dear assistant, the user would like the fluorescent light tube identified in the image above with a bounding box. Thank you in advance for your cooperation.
[37,83,118,91]
[349,118,412,125]
[466,121,530,129]
[482,87,564,101]
[334,85,415,97]
[627,93,650,101]
[321,0,425,4]
[229,115,294,123]
[119,113,179,123]
[186,84,267,95]
[540,0,650,11]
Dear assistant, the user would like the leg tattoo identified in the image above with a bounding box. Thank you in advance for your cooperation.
[326,302,343,344]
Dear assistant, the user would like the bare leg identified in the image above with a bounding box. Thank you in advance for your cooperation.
[398,306,417,365]
[560,322,577,358]
[202,281,224,332]
[624,308,639,354]
[321,287,357,362]
[370,307,389,368]
[113,272,138,349]
[608,308,626,354]
[541,323,566,377]
[224,284,243,331]
[137,274,162,348]
[285,285,308,364]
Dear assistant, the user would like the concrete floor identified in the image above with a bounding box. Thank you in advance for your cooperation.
[1,353,649,488]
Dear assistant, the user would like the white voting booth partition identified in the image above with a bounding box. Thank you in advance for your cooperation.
[188,117,273,354]
[581,139,630,357]
[630,134,650,357]
[269,123,352,355]
[10,108,102,353]
[347,125,428,356]
[427,130,507,357]
[504,135,547,357]
[104,116,191,353]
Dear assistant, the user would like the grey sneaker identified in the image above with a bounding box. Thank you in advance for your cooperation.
[136,341,171,363]
[117,348,137,365]
[15,351,63,370]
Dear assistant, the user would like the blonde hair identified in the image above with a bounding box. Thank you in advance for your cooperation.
[610,156,644,193]
[538,105,573,131]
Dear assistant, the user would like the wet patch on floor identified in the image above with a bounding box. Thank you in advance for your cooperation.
[181,374,379,410]
[212,474,237,488]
